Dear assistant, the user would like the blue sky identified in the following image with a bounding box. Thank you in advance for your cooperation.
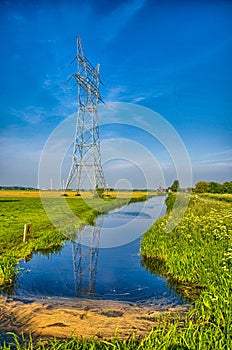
[0,0,231,188]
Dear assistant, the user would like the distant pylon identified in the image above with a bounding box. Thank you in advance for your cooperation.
[65,36,106,192]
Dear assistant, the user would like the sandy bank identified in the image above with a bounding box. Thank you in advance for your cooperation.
[0,296,189,340]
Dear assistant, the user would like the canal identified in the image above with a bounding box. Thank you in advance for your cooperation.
[13,196,184,308]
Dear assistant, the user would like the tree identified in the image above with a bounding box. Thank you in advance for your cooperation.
[222,181,232,194]
[194,181,232,194]
[208,182,223,193]
[95,185,104,198]
[194,181,210,193]
[169,180,180,192]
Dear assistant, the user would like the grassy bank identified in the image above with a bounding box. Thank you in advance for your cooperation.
[0,190,156,287]
[199,192,232,203]
[140,193,232,348]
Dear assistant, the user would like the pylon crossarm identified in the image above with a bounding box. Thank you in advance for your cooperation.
[65,36,106,192]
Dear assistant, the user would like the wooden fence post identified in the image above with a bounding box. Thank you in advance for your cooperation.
[23,223,32,242]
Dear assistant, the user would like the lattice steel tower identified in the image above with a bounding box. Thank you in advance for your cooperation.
[72,217,102,297]
[65,36,106,192]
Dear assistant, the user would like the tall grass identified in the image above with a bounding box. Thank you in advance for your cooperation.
[200,193,232,203]
[1,319,231,350]
[0,256,19,286]
[141,193,232,349]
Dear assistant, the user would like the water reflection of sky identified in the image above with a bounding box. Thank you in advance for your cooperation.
[13,197,185,308]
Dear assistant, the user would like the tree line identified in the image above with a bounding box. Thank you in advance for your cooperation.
[168,180,232,194]
[0,186,37,190]
[193,181,232,194]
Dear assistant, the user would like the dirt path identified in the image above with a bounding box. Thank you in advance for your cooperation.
[0,296,189,340]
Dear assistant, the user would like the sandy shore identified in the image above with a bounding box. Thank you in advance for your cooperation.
[0,296,189,341]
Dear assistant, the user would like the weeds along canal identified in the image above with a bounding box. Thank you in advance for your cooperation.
[5,196,188,308]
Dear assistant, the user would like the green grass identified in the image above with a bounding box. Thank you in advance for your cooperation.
[0,256,19,287]
[199,193,232,203]
[1,319,231,350]
[140,193,232,349]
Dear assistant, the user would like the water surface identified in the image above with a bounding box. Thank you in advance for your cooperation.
[13,196,184,307]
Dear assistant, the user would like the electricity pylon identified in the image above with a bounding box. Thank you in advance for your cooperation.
[65,36,106,192]
[72,218,102,296]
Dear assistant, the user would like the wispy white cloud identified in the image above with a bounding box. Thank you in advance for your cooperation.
[201,149,232,159]
[100,0,147,45]
[9,75,77,126]
[11,106,46,125]
[132,96,146,103]
[104,87,164,105]
[105,86,127,102]
[192,149,232,168]
[43,78,53,87]
[193,158,232,167]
